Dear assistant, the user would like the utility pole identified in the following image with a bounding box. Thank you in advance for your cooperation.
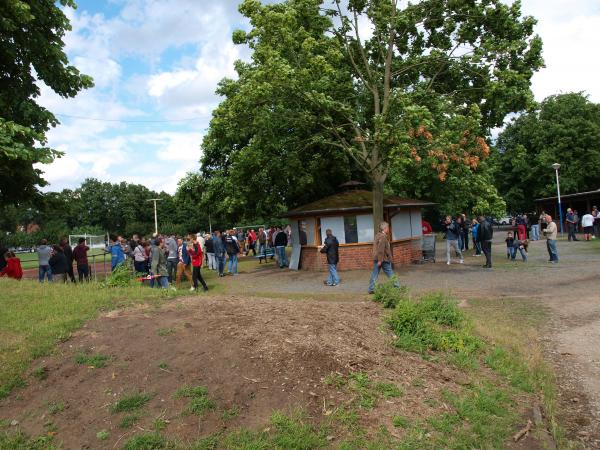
[552,163,563,235]
[146,198,163,235]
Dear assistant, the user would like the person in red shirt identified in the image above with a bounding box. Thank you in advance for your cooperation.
[0,252,23,280]
[247,229,257,256]
[186,235,208,292]
[421,219,433,235]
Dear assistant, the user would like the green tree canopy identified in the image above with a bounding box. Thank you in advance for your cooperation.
[0,0,93,207]
[494,93,600,213]
[200,0,542,228]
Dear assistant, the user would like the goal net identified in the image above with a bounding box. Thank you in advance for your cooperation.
[69,234,106,249]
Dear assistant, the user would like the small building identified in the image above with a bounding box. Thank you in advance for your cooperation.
[282,189,434,271]
[534,189,600,218]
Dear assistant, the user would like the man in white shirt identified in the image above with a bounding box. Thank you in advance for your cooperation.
[581,211,595,241]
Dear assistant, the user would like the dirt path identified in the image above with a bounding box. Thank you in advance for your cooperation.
[222,236,600,447]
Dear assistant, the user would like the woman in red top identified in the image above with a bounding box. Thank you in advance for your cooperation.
[0,252,23,280]
[186,235,208,292]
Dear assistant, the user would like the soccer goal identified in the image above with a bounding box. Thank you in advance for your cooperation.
[69,234,106,249]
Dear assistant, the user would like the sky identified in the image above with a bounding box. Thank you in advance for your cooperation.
[36,0,600,194]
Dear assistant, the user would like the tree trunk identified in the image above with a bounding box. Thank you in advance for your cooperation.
[372,171,386,234]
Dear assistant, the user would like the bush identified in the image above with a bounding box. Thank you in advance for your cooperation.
[103,264,135,287]
[373,281,409,308]
[386,292,482,355]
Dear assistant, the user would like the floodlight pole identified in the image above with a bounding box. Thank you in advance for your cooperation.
[147,199,163,235]
[552,163,563,235]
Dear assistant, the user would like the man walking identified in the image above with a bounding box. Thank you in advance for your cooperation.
[225,230,240,275]
[213,230,226,277]
[444,216,463,265]
[37,239,53,282]
[151,237,170,288]
[204,234,216,270]
[187,235,208,292]
[320,229,340,286]
[175,238,193,290]
[565,208,578,242]
[543,215,559,263]
[274,226,289,268]
[368,221,400,294]
[72,237,90,282]
[477,216,494,269]
[165,234,178,282]
[581,211,595,241]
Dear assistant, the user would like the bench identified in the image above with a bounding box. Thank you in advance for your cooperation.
[255,247,276,263]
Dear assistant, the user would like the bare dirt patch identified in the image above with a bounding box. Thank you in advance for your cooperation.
[0,295,472,448]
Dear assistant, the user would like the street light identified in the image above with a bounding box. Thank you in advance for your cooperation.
[146,198,163,235]
[552,163,564,235]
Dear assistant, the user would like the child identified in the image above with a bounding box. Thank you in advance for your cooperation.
[505,231,515,259]
[0,252,23,280]
[512,238,529,262]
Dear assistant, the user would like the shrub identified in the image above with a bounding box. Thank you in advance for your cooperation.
[373,282,409,308]
[386,292,482,355]
[103,264,135,287]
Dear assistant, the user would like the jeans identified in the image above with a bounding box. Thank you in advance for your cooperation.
[327,264,340,285]
[368,260,399,293]
[167,259,178,282]
[568,224,577,241]
[77,264,90,282]
[39,265,53,282]
[446,240,463,263]
[157,276,169,288]
[463,232,469,250]
[207,253,216,270]
[276,246,288,267]
[457,234,464,252]
[227,254,238,274]
[192,266,208,290]
[531,224,540,241]
[507,246,515,259]
[482,241,492,267]
[511,246,528,261]
[547,239,559,262]
[217,254,225,275]
[474,241,482,255]
[134,260,146,274]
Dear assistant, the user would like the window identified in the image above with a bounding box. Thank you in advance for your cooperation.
[357,214,374,242]
[392,211,412,239]
[344,216,358,243]
[297,218,315,245]
[320,217,346,244]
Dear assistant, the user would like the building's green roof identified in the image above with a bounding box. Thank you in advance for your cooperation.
[282,190,434,218]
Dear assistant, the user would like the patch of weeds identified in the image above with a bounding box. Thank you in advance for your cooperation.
[189,433,220,450]
[74,352,110,368]
[423,397,439,408]
[103,264,135,287]
[386,292,482,355]
[96,430,109,441]
[221,405,240,420]
[122,433,169,450]
[323,372,347,389]
[338,426,395,450]
[31,366,48,381]
[374,382,403,398]
[153,418,167,432]
[373,282,409,308]
[329,406,359,427]
[0,430,58,449]
[348,372,377,409]
[44,421,58,433]
[157,328,175,337]
[0,419,9,428]
[448,351,479,370]
[411,376,424,387]
[392,414,409,428]
[270,411,328,449]
[158,362,169,370]
[110,392,152,413]
[119,413,141,429]
[47,401,65,415]
[173,385,215,416]
[485,346,535,392]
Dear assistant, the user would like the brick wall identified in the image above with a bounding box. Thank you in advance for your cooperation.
[299,239,422,271]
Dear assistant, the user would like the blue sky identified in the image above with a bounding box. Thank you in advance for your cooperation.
[37,0,600,194]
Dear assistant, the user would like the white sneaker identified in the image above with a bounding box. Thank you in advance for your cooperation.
[459,260,464,264]
[446,261,451,265]
[189,287,195,292]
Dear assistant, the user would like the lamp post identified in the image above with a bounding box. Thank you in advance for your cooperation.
[146,198,163,235]
[552,163,563,235]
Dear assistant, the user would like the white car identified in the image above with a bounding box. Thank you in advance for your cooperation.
[497,216,512,225]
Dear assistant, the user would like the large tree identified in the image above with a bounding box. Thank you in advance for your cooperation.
[495,93,600,213]
[0,0,93,207]
[205,0,542,229]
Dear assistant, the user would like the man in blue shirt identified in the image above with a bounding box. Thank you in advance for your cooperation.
[106,235,125,271]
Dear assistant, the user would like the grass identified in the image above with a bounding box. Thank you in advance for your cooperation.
[221,405,240,421]
[96,430,109,441]
[0,278,186,399]
[157,328,175,337]
[110,392,152,413]
[74,352,110,368]
[47,401,65,415]
[30,366,47,381]
[17,248,106,270]
[119,413,141,429]
[173,385,216,416]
